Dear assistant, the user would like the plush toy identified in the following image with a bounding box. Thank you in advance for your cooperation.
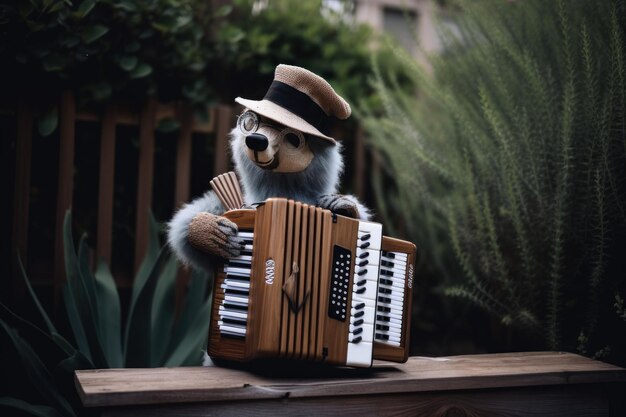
[167,64,370,272]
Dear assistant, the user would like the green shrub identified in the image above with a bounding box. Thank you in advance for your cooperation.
[362,0,626,362]
[210,0,394,108]
[0,211,211,415]
[2,0,218,107]
[1,0,407,134]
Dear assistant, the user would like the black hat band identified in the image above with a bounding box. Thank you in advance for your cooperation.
[264,81,333,136]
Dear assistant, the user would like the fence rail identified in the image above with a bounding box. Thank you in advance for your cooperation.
[5,92,366,310]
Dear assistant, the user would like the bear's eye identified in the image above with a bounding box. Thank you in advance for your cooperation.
[238,111,259,134]
[284,131,304,148]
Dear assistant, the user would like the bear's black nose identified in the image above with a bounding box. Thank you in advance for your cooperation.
[245,133,269,151]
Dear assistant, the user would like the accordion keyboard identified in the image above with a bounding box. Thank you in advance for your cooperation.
[218,231,254,338]
[375,251,407,346]
[346,221,383,367]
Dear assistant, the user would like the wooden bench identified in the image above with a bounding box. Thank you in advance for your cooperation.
[75,351,626,416]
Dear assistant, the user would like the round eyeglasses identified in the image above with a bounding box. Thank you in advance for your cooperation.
[237,110,305,149]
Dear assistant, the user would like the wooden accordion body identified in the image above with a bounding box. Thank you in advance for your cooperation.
[208,198,416,367]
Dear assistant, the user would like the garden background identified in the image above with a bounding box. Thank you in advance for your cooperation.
[1,0,625,415]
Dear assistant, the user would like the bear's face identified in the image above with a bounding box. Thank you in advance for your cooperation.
[236,110,315,173]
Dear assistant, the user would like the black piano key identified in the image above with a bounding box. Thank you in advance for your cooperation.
[352,336,362,344]
[224,288,249,296]
[223,302,248,311]
[376,315,390,322]
[354,310,365,318]
[226,270,251,279]
[355,302,365,310]
[356,287,366,294]
[356,279,366,287]
[358,252,370,259]
[357,268,368,276]
[380,269,394,277]
[375,333,389,341]
[377,306,391,313]
[376,324,390,331]
[358,259,369,267]
[382,251,395,259]
[359,241,370,249]
[240,250,253,257]
[353,318,364,326]
[379,287,392,295]
[353,327,363,335]
[227,260,252,269]
[381,260,395,268]
[378,296,391,303]
[360,233,371,241]
[222,317,247,326]
[380,278,393,286]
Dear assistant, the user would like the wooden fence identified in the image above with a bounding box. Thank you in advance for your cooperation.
[5,91,367,310]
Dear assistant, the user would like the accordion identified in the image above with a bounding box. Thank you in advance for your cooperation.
[208,198,416,367]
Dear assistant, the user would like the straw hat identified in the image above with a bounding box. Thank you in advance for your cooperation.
[235,64,351,144]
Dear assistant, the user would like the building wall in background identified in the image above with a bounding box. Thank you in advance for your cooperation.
[355,0,443,63]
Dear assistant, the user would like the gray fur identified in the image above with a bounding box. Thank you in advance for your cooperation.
[167,127,371,272]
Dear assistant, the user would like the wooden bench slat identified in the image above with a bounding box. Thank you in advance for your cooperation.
[75,352,626,408]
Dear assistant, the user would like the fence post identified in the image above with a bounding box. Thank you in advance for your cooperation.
[134,99,157,273]
[97,106,117,265]
[53,91,76,305]
[174,104,193,209]
[11,98,33,304]
[213,105,233,176]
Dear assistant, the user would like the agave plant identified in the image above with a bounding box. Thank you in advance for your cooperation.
[0,211,212,415]
[61,211,212,368]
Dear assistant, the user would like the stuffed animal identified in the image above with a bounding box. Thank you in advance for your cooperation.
[167,64,370,272]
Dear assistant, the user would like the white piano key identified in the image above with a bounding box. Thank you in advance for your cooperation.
[389,252,408,261]
[224,294,249,305]
[346,341,373,367]
[376,311,403,322]
[381,255,407,265]
[350,305,375,319]
[378,321,402,332]
[357,222,382,250]
[218,307,248,320]
[223,279,251,290]
[374,337,401,346]
[378,280,405,290]
[349,323,374,342]
[230,254,253,263]
[380,266,407,276]
[351,297,376,309]
[352,279,378,300]
[375,326,402,337]
[355,247,381,266]
[237,231,254,238]
[218,323,247,336]
[378,282,405,292]
[354,265,381,283]
[224,266,252,276]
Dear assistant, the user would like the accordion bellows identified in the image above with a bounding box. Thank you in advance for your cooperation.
[208,198,417,367]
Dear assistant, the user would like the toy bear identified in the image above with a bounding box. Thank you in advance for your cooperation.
[167,64,370,273]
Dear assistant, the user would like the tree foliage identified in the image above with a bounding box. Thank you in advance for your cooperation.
[0,0,401,116]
